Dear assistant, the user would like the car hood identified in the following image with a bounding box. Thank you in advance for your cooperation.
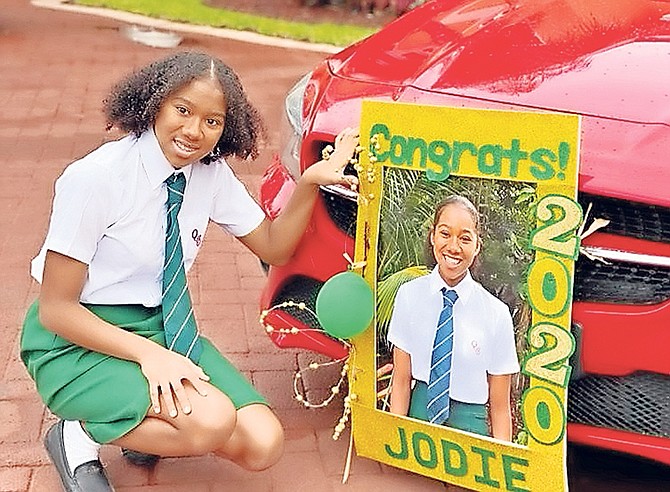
[329,0,670,124]
[321,0,670,206]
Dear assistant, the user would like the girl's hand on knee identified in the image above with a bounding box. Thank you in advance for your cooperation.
[302,127,360,190]
[139,347,210,418]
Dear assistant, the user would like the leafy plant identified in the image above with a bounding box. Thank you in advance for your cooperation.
[376,265,429,355]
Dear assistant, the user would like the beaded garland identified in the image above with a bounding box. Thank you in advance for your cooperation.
[258,134,384,441]
[259,301,357,440]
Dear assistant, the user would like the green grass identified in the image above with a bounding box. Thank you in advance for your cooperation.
[74,0,377,46]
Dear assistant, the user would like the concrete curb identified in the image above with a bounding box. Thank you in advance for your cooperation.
[31,0,342,54]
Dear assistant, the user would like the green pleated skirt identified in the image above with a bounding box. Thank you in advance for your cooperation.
[20,301,267,444]
[409,381,489,436]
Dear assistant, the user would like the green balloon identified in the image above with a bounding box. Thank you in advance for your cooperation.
[316,271,374,339]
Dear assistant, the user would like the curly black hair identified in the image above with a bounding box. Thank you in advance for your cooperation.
[103,51,264,162]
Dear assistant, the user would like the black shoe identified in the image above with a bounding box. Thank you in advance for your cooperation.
[121,448,160,467]
[44,420,114,492]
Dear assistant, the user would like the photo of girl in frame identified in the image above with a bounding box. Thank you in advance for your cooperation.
[375,167,537,445]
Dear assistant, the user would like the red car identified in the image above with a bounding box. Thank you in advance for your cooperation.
[259,0,670,465]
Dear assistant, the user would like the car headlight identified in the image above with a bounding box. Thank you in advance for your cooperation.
[280,72,311,180]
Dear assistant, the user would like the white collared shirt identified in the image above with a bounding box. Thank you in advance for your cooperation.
[31,130,265,307]
[387,268,520,404]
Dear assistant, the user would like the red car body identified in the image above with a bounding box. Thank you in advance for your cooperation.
[259,0,670,465]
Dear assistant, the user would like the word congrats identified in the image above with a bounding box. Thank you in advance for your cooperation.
[369,122,572,182]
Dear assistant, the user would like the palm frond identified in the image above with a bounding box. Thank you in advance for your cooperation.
[376,265,429,340]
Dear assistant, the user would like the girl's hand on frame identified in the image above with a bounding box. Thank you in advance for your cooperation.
[139,346,211,418]
[302,127,360,190]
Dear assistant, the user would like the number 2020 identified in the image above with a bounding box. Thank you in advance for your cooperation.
[521,194,581,445]
[523,194,581,388]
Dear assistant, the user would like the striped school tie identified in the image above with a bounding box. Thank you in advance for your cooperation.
[162,173,202,362]
[426,288,458,424]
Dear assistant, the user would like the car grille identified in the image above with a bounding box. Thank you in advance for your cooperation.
[314,139,359,238]
[271,275,323,329]
[320,187,357,237]
[568,372,670,439]
[578,193,670,244]
[575,194,670,305]
[574,258,670,304]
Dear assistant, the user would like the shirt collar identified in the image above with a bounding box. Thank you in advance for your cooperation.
[428,266,475,304]
[138,129,193,190]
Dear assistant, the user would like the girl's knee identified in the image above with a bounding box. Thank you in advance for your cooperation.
[181,390,237,454]
[241,424,284,471]
[236,407,285,470]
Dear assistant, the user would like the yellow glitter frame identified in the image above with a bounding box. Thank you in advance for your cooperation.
[349,100,581,491]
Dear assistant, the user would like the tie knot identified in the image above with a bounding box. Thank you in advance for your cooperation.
[442,288,458,306]
[166,173,186,207]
